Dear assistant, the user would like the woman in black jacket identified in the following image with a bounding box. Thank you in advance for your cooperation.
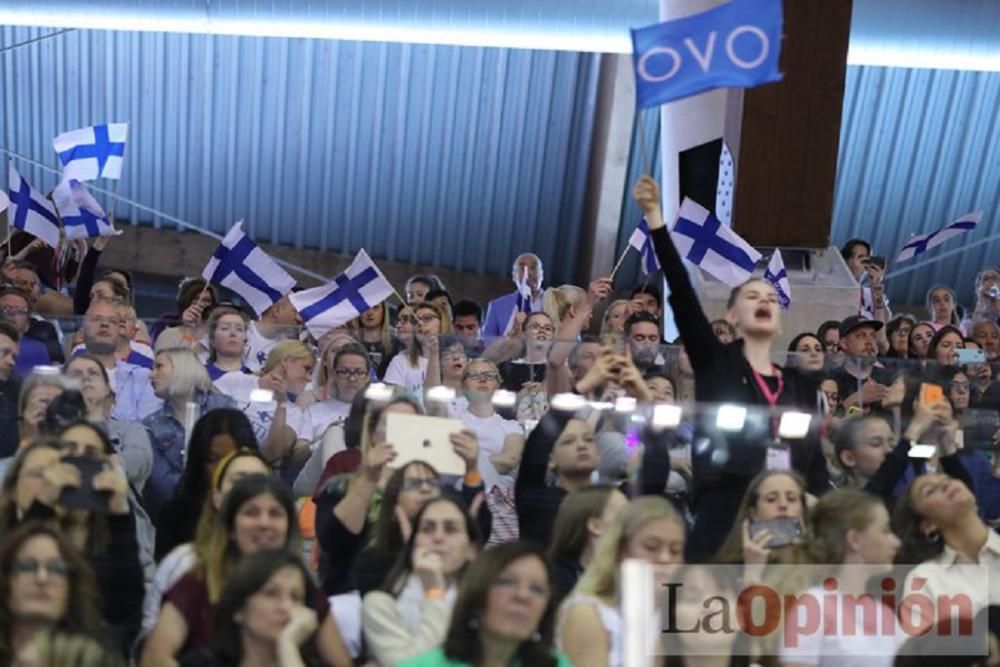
[633,176,829,561]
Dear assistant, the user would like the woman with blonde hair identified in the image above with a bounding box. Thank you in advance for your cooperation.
[544,284,588,330]
[144,348,234,519]
[600,300,632,337]
[558,496,685,667]
[215,340,316,480]
[355,301,397,378]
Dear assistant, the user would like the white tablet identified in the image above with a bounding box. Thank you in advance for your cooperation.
[385,413,466,476]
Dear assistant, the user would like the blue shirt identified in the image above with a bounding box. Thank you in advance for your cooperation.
[111,360,162,422]
[14,337,52,376]
[142,391,235,521]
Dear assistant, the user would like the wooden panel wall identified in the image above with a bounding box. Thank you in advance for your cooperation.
[733,0,854,247]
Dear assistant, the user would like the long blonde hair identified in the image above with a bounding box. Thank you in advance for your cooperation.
[259,340,314,376]
[543,284,586,326]
[156,348,213,400]
[573,496,682,601]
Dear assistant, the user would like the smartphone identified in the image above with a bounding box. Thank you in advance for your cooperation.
[920,383,944,406]
[955,348,987,364]
[748,516,802,548]
[58,456,112,512]
[385,413,466,476]
[867,256,886,270]
[908,444,938,459]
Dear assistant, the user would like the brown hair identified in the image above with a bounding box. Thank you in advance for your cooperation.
[714,470,808,564]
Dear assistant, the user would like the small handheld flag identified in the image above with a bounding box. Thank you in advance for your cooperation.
[763,249,791,310]
[672,198,761,287]
[893,212,981,264]
[52,179,119,240]
[289,250,395,338]
[6,166,61,248]
[627,218,662,276]
[53,123,129,181]
[202,221,297,317]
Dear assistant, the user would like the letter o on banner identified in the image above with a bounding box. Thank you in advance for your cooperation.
[736,586,781,637]
[637,46,682,83]
[726,25,769,69]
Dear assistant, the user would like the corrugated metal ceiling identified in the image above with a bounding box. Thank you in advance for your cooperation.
[0,27,599,285]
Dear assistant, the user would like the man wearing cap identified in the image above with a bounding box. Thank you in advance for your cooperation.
[831,315,893,410]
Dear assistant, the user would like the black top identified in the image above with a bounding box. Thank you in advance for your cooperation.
[649,225,829,561]
[24,501,145,654]
[863,437,975,504]
[499,359,548,393]
[25,318,65,364]
[0,374,20,458]
[154,494,202,562]
[73,247,103,315]
[314,478,490,596]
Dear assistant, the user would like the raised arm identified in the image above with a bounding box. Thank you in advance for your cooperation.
[633,176,722,368]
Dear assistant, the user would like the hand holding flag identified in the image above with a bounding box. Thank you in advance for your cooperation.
[289,250,394,338]
[627,219,662,276]
[52,179,120,240]
[202,222,296,317]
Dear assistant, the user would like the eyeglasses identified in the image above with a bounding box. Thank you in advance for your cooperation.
[334,368,368,379]
[401,478,438,492]
[12,558,70,578]
[416,314,440,324]
[397,315,417,325]
[951,381,971,392]
[466,371,499,382]
[0,305,28,316]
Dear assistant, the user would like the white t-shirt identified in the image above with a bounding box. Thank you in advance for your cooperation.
[244,322,284,372]
[779,587,905,667]
[306,398,351,442]
[383,354,428,395]
[214,372,311,444]
[459,411,523,490]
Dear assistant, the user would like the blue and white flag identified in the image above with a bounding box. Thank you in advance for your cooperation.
[672,198,761,287]
[513,266,533,314]
[289,249,394,338]
[763,249,791,310]
[202,221,296,317]
[894,211,981,263]
[631,0,783,108]
[628,218,661,275]
[52,179,119,240]
[6,166,61,248]
[52,123,128,181]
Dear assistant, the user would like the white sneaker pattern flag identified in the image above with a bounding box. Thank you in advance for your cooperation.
[289,249,394,338]
[52,123,129,181]
[6,165,61,248]
[202,221,296,317]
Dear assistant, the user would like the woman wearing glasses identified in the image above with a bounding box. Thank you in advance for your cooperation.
[304,344,371,443]
[0,522,123,666]
[384,303,451,396]
[456,360,524,491]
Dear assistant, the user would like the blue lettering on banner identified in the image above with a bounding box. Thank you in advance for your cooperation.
[630,0,783,108]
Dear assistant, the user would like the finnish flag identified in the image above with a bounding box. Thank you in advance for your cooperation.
[290,249,395,338]
[6,166,61,248]
[672,198,761,287]
[763,249,791,310]
[672,197,761,287]
[894,211,981,263]
[52,123,128,181]
[52,179,120,240]
[627,218,661,276]
[202,221,296,317]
